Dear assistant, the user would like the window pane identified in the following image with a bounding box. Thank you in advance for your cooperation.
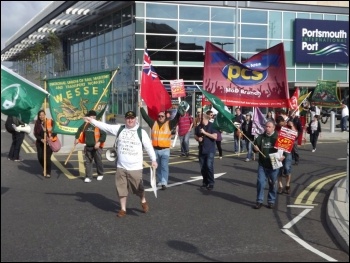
[211,7,235,22]
[179,36,206,50]
[148,50,177,62]
[241,39,267,53]
[241,25,267,38]
[180,6,209,21]
[179,21,209,35]
[296,69,322,81]
[269,12,282,39]
[146,3,177,19]
[155,66,177,80]
[283,12,295,39]
[147,35,177,50]
[179,51,204,62]
[211,39,235,52]
[179,67,203,81]
[211,23,234,37]
[146,20,178,34]
[241,10,267,23]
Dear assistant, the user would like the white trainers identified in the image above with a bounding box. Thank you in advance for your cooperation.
[245,158,250,162]
[97,175,104,181]
[312,149,316,152]
[84,178,92,183]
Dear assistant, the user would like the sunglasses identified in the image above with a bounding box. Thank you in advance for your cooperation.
[158,115,165,118]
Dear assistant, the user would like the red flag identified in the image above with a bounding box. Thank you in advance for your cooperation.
[141,49,172,120]
[288,87,299,112]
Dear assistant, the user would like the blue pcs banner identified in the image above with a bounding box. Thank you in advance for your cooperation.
[294,19,349,64]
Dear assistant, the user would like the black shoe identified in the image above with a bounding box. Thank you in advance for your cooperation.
[161,185,167,190]
[200,184,208,189]
[180,153,186,157]
[206,185,214,191]
[267,203,275,209]
[254,202,263,209]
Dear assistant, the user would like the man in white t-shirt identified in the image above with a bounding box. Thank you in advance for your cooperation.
[341,103,349,132]
[84,111,158,218]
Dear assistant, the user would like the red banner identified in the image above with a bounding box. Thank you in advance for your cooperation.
[141,49,172,120]
[203,42,289,108]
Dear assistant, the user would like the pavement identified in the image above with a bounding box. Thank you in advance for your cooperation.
[2,113,349,254]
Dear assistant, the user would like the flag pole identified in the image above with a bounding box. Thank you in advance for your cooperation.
[64,67,120,166]
[43,79,47,177]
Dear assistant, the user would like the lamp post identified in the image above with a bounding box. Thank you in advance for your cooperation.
[212,42,234,50]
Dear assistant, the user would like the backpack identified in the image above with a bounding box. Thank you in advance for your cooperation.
[5,116,15,133]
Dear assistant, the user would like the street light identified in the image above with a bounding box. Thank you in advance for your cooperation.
[212,42,234,49]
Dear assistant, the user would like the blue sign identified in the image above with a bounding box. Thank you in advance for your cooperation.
[294,19,349,64]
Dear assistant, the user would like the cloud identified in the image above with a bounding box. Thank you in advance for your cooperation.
[1,1,52,50]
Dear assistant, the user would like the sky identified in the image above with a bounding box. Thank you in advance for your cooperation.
[1,1,52,52]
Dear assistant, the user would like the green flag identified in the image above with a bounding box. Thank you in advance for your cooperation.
[47,71,112,135]
[197,85,235,133]
[1,65,49,123]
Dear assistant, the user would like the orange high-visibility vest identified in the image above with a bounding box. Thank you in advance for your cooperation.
[78,127,105,148]
[151,121,171,148]
[46,119,57,142]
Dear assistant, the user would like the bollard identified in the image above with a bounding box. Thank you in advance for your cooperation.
[330,111,335,133]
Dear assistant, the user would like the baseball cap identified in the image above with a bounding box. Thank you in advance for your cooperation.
[125,111,136,118]
[86,110,97,117]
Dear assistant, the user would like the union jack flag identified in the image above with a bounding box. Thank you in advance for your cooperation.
[143,50,158,79]
[141,48,172,120]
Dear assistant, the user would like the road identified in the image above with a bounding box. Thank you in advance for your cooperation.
[1,120,349,262]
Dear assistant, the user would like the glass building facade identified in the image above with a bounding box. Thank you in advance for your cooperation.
[9,1,349,117]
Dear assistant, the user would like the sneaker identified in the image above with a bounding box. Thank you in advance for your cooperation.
[200,184,208,189]
[312,149,315,152]
[267,203,275,209]
[277,187,283,194]
[254,202,263,209]
[206,185,214,191]
[161,185,167,190]
[84,178,92,183]
[14,159,23,162]
[284,186,291,195]
[117,209,126,218]
[45,174,51,178]
[7,158,12,161]
[141,202,149,213]
[97,175,104,181]
[245,158,250,162]
[219,156,222,159]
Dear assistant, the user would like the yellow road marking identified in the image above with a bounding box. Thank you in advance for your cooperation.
[51,154,76,179]
[295,172,346,205]
[22,139,36,153]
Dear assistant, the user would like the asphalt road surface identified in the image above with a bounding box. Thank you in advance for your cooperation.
[1,121,349,262]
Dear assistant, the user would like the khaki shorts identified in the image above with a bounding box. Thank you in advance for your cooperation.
[115,168,144,197]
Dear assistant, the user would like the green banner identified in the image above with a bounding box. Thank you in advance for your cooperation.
[48,71,111,135]
[1,65,49,123]
[311,80,341,107]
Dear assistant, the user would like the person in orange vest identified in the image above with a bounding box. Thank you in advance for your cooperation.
[33,110,58,178]
[75,110,106,183]
[140,105,180,190]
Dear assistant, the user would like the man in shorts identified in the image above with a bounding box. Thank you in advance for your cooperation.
[84,111,158,218]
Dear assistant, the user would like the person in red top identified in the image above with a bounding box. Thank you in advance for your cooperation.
[176,111,193,157]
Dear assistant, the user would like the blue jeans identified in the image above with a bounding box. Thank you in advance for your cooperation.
[245,140,253,160]
[234,135,245,152]
[155,148,170,186]
[340,116,348,131]
[179,132,191,154]
[256,165,279,204]
[198,152,215,186]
